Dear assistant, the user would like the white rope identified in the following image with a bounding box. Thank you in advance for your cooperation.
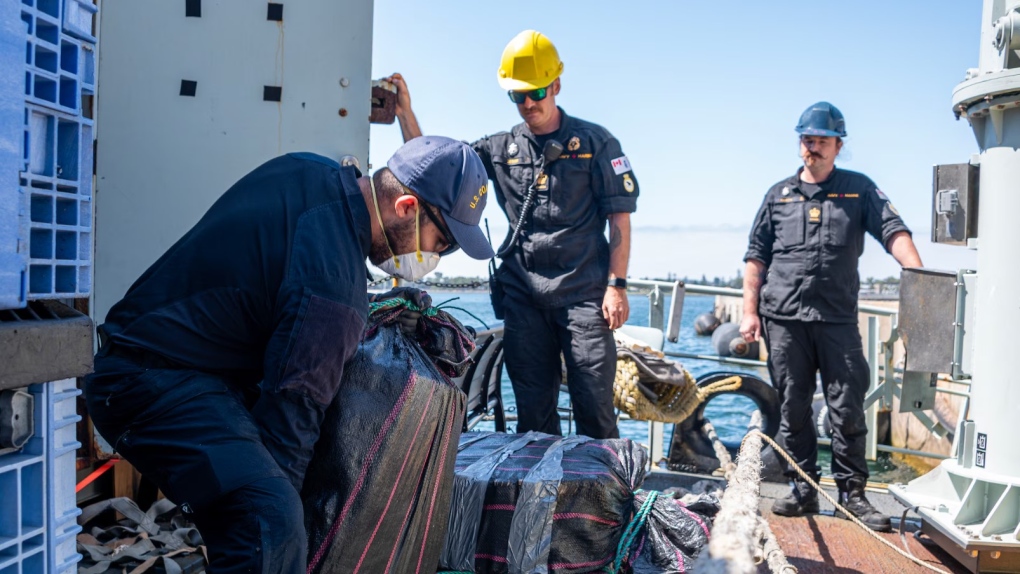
[757,516,797,574]
[693,411,766,574]
[701,419,737,480]
[695,410,949,574]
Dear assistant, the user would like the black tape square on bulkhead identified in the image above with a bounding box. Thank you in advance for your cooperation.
[267,3,283,21]
[185,0,201,18]
[180,80,197,97]
[263,86,282,102]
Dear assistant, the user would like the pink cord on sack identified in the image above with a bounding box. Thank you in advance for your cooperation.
[552,512,620,526]
[548,556,613,570]
[352,384,437,574]
[384,439,436,573]
[673,498,710,539]
[415,402,458,574]
[307,367,418,573]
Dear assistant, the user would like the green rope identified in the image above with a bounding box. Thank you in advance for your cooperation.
[605,490,659,574]
[368,298,438,317]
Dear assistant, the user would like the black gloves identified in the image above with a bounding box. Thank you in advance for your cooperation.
[370,287,432,335]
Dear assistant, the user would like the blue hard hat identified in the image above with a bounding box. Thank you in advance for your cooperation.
[795,102,846,137]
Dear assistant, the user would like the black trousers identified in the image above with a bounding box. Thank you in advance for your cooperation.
[502,296,619,439]
[84,351,305,574]
[762,318,871,484]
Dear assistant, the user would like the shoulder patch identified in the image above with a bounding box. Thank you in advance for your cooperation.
[876,189,889,201]
[610,156,632,175]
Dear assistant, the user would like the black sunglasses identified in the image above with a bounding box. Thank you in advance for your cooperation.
[420,201,459,256]
[507,85,550,105]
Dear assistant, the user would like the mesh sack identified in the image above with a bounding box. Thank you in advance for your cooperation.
[304,304,473,574]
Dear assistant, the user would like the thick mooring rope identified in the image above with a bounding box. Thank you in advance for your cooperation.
[701,417,796,574]
[693,411,766,574]
[695,409,950,574]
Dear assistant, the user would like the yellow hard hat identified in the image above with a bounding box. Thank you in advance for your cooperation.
[497,30,564,91]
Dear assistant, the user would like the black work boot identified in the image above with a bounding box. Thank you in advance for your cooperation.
[771,474,820,517]
[834,477,891,532]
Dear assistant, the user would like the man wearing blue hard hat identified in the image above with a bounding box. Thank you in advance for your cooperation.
[85,136,493,572]
[740,103,922,531]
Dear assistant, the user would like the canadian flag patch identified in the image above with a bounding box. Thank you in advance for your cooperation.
[610,156,632,175]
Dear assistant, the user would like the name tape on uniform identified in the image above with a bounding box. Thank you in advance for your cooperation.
[611,156,632,175]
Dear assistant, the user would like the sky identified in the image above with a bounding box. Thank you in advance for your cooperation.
[367,0,984,281]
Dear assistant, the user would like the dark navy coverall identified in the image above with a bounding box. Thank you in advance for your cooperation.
[744,167,909,484]
[473,108,639,439]
[85,153,370,573]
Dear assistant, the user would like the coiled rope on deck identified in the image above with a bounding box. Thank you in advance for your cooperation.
[614,363,742,424]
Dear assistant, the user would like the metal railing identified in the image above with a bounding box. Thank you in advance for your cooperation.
[626,278,964,465]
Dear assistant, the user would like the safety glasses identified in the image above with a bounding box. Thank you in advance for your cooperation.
[400,189,459,256]
[420,201,459,257]
[507,85,550,105]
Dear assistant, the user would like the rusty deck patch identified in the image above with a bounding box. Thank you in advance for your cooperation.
[759,503,970,574]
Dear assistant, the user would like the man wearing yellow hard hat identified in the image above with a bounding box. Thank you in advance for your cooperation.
[388,30,639,439]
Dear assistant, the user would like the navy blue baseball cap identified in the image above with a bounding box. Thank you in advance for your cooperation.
[387,136,495,260]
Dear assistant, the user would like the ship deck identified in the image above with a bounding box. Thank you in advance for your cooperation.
[645,470,969,573]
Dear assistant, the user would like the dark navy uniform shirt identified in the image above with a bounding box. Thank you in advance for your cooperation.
[473,108,639,308]
[744,168,909,323]
[100,152,371,490]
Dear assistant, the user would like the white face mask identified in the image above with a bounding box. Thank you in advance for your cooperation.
[371,176,441,282]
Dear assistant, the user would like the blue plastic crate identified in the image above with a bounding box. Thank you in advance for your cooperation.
[22,104,92,299]
[0,383,48,574]
[61,0,95,44]
[0,379,83,574]
[46,378,82,574]
[20,2,94,116]
[0,0,28,310]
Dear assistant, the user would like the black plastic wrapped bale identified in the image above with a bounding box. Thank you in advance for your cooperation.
[303,303,474,574]
[629,488,720,573]
[440,431,648,573]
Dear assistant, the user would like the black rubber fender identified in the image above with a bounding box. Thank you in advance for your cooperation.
[693,313,721,336]
[668,371,781,469]
[727,336,759,359]
[691,371,781,439]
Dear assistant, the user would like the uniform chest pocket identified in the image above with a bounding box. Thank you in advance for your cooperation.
[772,203,805,249]
[547,160,592,226]
[491,157,534,222]
[825,202,855,247]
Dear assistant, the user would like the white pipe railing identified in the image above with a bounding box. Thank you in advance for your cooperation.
[626,278,960,464]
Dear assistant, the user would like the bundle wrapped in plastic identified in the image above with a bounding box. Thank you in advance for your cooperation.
[628,488,721,574]
[440,431,648,573]
[303,302,474,574]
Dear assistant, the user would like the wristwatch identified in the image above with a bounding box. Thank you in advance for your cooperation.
[608,276,628,289]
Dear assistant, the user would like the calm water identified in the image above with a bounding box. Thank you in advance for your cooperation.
[429,291,912,482]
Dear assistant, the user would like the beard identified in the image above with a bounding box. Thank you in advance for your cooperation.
[368,215,416,266]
